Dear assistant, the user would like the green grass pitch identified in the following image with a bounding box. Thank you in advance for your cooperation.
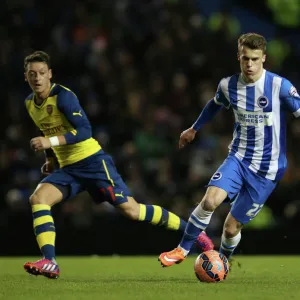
[1,256,300,300]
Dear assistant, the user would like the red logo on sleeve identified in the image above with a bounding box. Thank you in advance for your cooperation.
[289,86,299,97]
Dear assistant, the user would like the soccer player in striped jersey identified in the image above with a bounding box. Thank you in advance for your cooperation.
[159,32,300,267]
[22,51,213,279]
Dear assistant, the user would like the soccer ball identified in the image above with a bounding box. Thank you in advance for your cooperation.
[194,250,229,283]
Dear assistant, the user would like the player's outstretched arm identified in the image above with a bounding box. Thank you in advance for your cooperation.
[179,98,222,149]
[192,98,223,131]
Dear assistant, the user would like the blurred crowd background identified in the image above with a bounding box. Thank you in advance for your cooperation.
[1,0,300,254]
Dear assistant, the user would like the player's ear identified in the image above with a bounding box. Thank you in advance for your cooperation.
[24,72,28,82]
[49,69,52,80]
[237,52,240,61]
[262,54,266,63]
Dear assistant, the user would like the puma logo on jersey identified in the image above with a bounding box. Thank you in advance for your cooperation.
[115,191,124,198]
[73,110,82,117]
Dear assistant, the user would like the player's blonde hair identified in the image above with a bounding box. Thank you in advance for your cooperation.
[238,33,267,54]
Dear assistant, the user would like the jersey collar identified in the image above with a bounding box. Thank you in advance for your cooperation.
[33,83,56,108]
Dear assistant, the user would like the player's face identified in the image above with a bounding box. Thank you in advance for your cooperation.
[25,62,52,95]
[238,47,266,83]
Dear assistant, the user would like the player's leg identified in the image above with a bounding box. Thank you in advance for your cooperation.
[219,212,243,259]
[85,151,214,251]
[159,186,227,266]
[30,183,65,259]
[24,182,63,278]
[117,197,213,251]
[117,196,185,230]
[159,155,243,267]
[85,151,183,231]
[220,164,278,259]
[86,152,187,230]
[24,170,82,279]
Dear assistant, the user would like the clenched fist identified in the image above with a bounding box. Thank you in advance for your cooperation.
[179,127,197,149]
[30,136,51,151]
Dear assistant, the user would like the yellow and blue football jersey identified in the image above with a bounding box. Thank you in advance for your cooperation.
[25,83,101,167]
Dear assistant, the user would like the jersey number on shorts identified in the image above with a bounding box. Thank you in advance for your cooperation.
[246,204,264,218]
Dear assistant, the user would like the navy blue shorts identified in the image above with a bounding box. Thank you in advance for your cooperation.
[41,150,131,206]
[207,155,278,224]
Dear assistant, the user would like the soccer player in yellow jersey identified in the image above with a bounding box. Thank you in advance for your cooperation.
[23,51,213,279]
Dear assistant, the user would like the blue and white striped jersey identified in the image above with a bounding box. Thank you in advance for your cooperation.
[214,69,300,181]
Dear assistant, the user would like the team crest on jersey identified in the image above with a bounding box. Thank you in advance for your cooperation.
[289,86,299,98]
[211,172,222,181]
[46,105,53,115]
[257,96,269,108]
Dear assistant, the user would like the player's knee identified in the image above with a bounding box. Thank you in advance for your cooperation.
[201,198,218,212]
[201,187,227,212]
[201,194,221,211]
[29,189,58,206]
[29,192,48,205]
[223,224,242,238]
[29,183,63,206]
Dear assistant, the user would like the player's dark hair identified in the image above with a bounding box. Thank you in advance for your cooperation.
[238,33,267,54]
[24,51,51,70]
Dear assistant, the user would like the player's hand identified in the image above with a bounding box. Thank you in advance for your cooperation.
[41,158,56,175]
[30,136,51,151]
[179,127,197,149]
